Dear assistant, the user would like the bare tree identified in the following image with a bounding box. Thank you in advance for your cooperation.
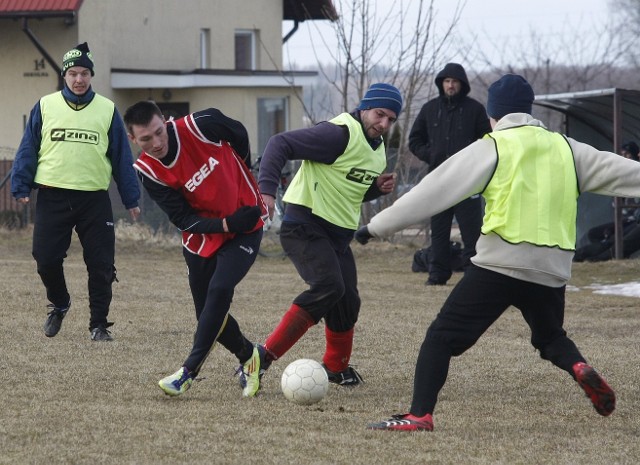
[296,0,466,227]
[610,0,640,34]
[609,0,640,69]
[467,5,638,92]
[453,4,639,134]
[264,1,640,246]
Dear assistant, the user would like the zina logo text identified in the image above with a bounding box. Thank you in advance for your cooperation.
[346,167,378,184]
[51,128,100,145]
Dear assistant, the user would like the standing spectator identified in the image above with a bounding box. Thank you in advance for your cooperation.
[11,42,140,341]
[408,63,491,285]
[124,101,266,397]
[256,83,402,388]
[356,74,633,431]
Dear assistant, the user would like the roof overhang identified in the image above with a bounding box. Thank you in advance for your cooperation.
[111,68,318,89]
[283,0,338,21]
[535,88,640,258]
[534,88,640,144]
[0,0,83,19]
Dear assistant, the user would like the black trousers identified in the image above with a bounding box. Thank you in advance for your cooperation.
[32,188,115,330]
[280,221,360,332]
[410,264,586,416]
[182,229,261,374]
[429,196,482,283]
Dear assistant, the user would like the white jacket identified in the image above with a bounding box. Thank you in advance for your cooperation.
[367,113,640,287]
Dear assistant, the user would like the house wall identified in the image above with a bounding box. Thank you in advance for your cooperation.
[78,0,283,76]
[0,0,301,157]
[117,86,300,162]
[0,18,77,151]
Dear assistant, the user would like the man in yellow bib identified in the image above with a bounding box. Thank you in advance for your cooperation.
[11,42,140,341]
[356,74,640,431]
[256,83,402,388]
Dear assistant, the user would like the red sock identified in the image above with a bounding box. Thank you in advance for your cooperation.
[264,304,315,360]
[322,327,354,373]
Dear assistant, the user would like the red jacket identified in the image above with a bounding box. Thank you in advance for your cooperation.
[135,114,266,256]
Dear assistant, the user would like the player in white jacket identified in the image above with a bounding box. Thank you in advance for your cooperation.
[356,74,640,432]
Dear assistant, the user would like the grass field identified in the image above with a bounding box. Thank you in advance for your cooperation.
[1,226,639,465]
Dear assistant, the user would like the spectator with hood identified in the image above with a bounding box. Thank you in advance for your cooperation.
[408,63,491,285]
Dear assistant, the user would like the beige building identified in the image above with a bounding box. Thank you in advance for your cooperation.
[0,0,336,220]
[0,0,337,159]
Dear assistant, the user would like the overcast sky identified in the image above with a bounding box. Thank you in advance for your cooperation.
[282,0,613,69]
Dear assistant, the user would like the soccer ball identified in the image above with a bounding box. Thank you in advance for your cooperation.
[281,358,329,405]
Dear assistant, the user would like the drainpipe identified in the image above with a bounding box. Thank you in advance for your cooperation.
[613,89,624,259]
[22,17,64,90]
[283,20,299,43]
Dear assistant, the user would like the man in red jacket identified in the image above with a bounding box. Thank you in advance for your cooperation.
[124,100,266,397]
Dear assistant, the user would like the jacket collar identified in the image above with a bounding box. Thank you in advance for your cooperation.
[493,113,547,131]
[62,84,95,106]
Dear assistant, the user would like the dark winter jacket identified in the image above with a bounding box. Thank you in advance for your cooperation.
[408,63,491,171]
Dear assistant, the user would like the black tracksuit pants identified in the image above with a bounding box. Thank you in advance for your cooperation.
[280,221,360,332]
[410,264,586,416]
[429,196,482,283]
[182,229,261,375]
[32,188,116,330]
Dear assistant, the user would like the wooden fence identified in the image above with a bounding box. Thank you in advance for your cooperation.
[0,158,30,228]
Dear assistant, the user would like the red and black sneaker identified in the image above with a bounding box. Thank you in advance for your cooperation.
[367,413,434,432]
[572,362,616,416]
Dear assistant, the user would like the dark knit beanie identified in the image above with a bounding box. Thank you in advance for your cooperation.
[486,74,534,119]
[357,83,403,116]
[622,141,640,160]
[61,42,95,76]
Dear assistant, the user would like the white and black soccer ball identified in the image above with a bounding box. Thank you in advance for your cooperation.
[281,358,329,405]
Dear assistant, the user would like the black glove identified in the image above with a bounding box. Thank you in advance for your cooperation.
[226,206,262,233]
[354,226,374,245]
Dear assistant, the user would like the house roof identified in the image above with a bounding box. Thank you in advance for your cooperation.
[0,0,83,18]
[0,0,336,21]
[284,0,338,21]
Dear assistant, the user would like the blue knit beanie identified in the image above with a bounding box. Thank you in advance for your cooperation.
[62,42,95,76]
[358,83,403,116]
[486,74,534,119]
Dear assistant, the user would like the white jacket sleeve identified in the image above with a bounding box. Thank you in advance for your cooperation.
[571,138,640,197]
[367,139,497,238]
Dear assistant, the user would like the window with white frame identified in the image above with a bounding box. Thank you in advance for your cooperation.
[200,28,210,68]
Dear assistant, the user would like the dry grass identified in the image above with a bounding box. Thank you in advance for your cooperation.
[1,226,639,465]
